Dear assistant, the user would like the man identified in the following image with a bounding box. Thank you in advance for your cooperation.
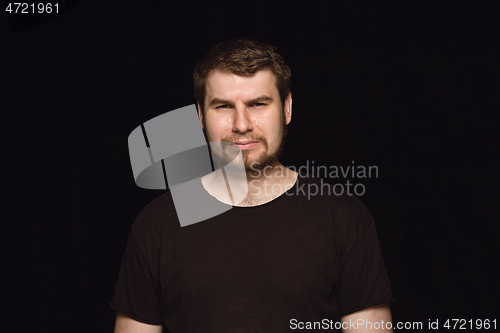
[111,37,395,332]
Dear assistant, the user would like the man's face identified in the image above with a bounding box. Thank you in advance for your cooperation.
[198,69,292,174]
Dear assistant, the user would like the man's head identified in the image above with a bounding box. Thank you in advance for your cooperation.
[193,38,292,175]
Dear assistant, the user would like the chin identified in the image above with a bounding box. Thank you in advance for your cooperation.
[244,155,278,172]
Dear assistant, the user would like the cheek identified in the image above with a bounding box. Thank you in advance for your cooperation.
[261,116,283,145]
[205,117,231,138]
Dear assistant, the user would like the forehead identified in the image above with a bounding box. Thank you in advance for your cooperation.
[205,69,279,101]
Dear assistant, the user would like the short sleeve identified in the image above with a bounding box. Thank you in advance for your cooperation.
[336,221,395,317]
[110,226,163,325]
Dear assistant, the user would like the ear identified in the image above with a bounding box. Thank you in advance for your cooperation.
[284,93,292,125]
[197,102,204,130]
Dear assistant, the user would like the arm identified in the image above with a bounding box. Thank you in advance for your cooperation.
[341,303,393,333]
[114,312,163,333]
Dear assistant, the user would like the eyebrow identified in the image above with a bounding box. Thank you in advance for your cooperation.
[209,95,274,108]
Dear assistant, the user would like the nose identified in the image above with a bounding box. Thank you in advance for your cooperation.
[232,103,253,133]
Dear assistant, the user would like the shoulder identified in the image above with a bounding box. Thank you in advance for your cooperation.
[294,174,374,226]
[292,174,376,246]
[129,191,180,246]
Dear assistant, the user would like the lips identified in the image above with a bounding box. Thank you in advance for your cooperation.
[233,140,259,145]
[231,140,260,150]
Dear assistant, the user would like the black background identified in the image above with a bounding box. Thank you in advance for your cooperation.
[1,1,499,332]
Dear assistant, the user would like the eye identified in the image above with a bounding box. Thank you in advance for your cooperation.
[216,105,230,109]
[251,103,266,107]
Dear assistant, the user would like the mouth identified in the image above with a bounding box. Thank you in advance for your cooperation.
[231,141,260,150]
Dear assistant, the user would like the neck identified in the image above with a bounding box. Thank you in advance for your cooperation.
[201,161,298,207]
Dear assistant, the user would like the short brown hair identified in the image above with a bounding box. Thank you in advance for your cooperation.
[193,37,291,113]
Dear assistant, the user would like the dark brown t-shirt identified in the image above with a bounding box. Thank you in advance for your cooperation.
[110,174,395,332]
